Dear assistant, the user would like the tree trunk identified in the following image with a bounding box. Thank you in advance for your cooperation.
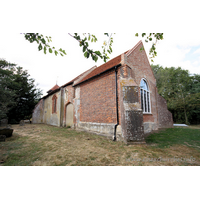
[184,105,188,125]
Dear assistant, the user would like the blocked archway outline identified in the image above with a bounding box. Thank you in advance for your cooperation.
[64,103,74,127]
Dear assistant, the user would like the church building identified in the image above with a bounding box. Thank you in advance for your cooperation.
[32,41,173,144]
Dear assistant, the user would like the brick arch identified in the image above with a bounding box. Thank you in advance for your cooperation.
[52,94,57,114]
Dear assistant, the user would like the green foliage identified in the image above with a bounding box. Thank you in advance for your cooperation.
[0,60,17,120]
[151,64,200,124]
[0,59,42,122]
[135,33,164,62]
[23,33,66,56]
[24,33,164,63]
[72,33,113,62]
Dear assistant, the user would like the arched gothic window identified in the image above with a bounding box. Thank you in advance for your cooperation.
[52,94,57,114]
[140,79,151,113]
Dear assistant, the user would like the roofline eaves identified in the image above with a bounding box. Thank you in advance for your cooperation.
[73,63,122,87]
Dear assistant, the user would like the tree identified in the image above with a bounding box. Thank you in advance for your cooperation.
[0,59,17,120]
[188,74,200,124]
[0,59,42,123]
[151,64,200,124]
[7,66,42,123]
[23,33,164,63]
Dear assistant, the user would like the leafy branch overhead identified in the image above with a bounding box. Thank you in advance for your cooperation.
[70,33,114,63]
[23,33,67,56]
[24,33,164,63]
[135,33,164,62]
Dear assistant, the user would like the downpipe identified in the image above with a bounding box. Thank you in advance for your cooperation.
[113,64,121,141]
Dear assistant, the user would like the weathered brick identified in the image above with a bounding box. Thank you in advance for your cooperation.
[32,40,173,143]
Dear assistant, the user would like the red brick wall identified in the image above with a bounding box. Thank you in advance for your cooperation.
[126,42,158,124]
[143,114,154,122]
[80,69,118,124]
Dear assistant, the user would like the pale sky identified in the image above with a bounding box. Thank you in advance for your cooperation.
[1,33,200,97]
[1,1,200,98]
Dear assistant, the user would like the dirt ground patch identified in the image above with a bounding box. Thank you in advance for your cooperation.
[188,125,200,129]
[0,124,200,166]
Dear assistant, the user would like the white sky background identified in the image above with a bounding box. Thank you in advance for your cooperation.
[0,32,200,96]
[1,1,200,98]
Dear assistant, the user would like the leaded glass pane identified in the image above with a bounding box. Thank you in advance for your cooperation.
[140,79,145,89]
[140,79,150,113]
[144,90,147,112]
[141,89,143,111]
[147,92,150,112]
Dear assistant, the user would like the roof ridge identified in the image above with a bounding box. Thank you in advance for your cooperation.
[61,66,97,88]
[74,54,122,86]
[73,66,97,86]
[126,40,143,57]
[47,84,60,93]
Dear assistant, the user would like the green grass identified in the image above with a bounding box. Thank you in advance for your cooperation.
[1,135,43,166]
[0,124,200,166]
[145,127,200,150]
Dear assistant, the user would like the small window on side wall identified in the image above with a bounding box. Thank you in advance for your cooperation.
[140,79,151,113]
[52,94,57,114]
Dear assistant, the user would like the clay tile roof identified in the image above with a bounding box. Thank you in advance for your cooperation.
[61,66,97,88]
[73,41,143,86]
[74,54,122,86]
[45,40,142,95]
[47,84,60,94]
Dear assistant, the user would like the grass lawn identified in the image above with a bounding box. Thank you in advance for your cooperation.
[0,124,200,166]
